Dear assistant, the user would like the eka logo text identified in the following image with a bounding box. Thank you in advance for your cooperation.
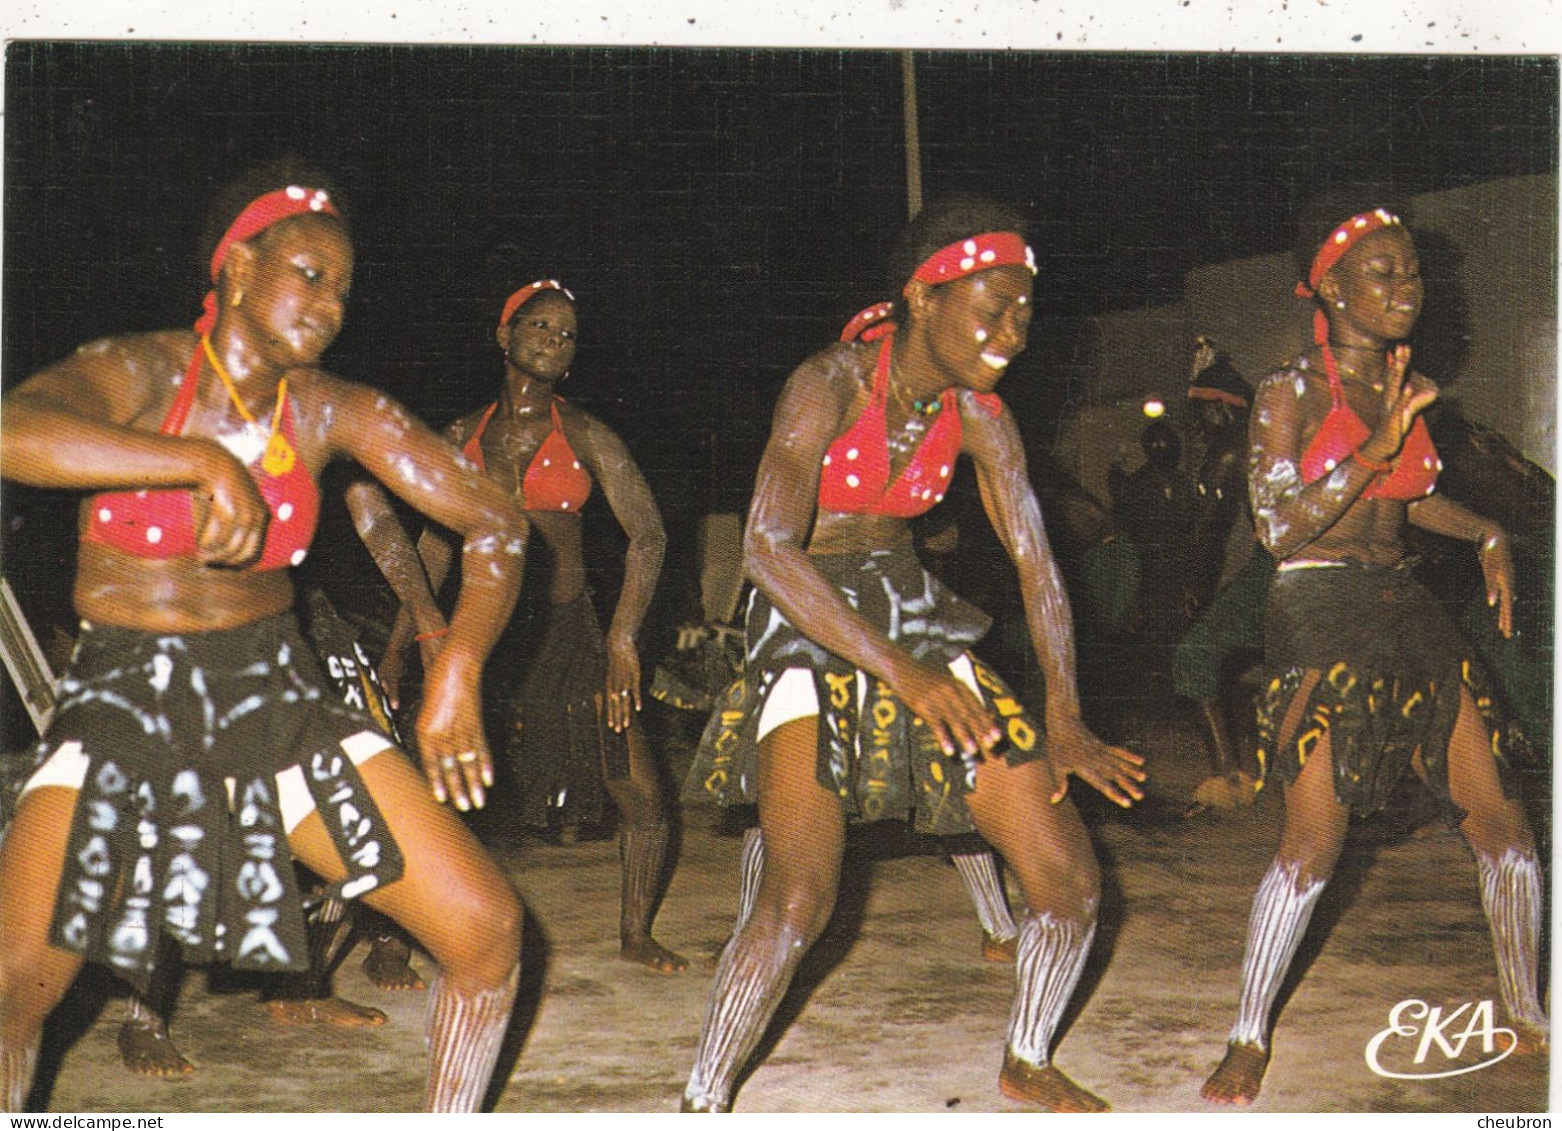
[1365,998,1516,1079]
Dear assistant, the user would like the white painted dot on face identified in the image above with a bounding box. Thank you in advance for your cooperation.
[921,489,932,500]
[560,501,571,510]
[277,502,294,522]
[291,549,308,566]
[573,461,581,469]
[1335,231,1349,244]
[846,448,859,461]
[98,508,112,523]
[542,458,551,467]
[286,185,306,200]
[1424,457,1434,468]
[146,526,163,544]
[934,493,944,503]
[846,474,861,488]
[1425,485,1435,496]
[960,257,976,271]
[979,249,996,263]
[940,465,949,477]
[963,240,978,255]
[136,490,148,499]
[975,328,989,343]
[822,455,832,466]
[1324,458,1337,471]
[1435,459,1443,471]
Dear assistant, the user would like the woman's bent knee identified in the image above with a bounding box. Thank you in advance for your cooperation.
[751,879,835,946]
[0,947,81,1045]
[436,880,523,986]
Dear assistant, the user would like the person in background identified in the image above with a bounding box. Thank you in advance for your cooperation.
[381,278,686,974]
[1172,338,1269,812]
[1108,418,1195,688]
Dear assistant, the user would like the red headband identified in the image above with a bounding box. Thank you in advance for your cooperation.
[500,279,575,330]
[840,301,897,343]
[905,231,1035,296]
[1187,386,1249,409]
[198,185,339,334]
[1294,208,1401,345]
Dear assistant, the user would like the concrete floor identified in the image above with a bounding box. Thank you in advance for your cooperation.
[25,706,1553,1113]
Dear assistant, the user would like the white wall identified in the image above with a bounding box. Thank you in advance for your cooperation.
[1411,175,1558,475]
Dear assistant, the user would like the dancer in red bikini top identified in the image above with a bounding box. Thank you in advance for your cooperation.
[1200,201,1542,1107]
[681,196,1144,1114]
[381,277,687,976]
[0,160,532,1112]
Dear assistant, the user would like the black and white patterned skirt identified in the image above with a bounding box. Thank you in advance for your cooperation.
[13,613,406,989]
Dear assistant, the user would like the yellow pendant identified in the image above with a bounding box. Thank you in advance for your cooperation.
[263,432,297,476]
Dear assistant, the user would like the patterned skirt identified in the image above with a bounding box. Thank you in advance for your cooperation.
[1256,560,1523,821]
[682,547,1044,836]
[15,613,405,990]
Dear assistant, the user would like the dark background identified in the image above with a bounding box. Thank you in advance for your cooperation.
[2,43,1557,654]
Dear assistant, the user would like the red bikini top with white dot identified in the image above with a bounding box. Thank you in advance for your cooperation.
[82,365,320,570]
[463,398,593,513]
[817,336,998,519]
[1297,356,1441,501]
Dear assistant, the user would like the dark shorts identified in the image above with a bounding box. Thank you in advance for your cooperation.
[16,614,406,988]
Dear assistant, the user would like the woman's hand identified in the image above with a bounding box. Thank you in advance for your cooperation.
[603,634,642,733]
[1478,527,1516,639]
[1045,714,1146,808]
[190,444,272,567]
[893,660,1003,759]
[415,651,490,811]
[1361,345,1439,463]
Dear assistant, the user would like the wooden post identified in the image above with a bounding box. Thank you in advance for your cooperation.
[901,50,923,220]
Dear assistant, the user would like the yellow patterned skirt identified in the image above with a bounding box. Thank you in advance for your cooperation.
[681,547,1044,836]
[1255,559,1523,822]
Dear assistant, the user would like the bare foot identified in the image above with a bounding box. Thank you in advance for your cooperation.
[1185,772,1260,817]
[982,932,1018,964]
[118,1021,195,1077]
[1200,1041,1269,1105]
[620,937,689,974]
[362,936,426,991]
[998,1052,1110,1112]
[265,997,389,1027]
